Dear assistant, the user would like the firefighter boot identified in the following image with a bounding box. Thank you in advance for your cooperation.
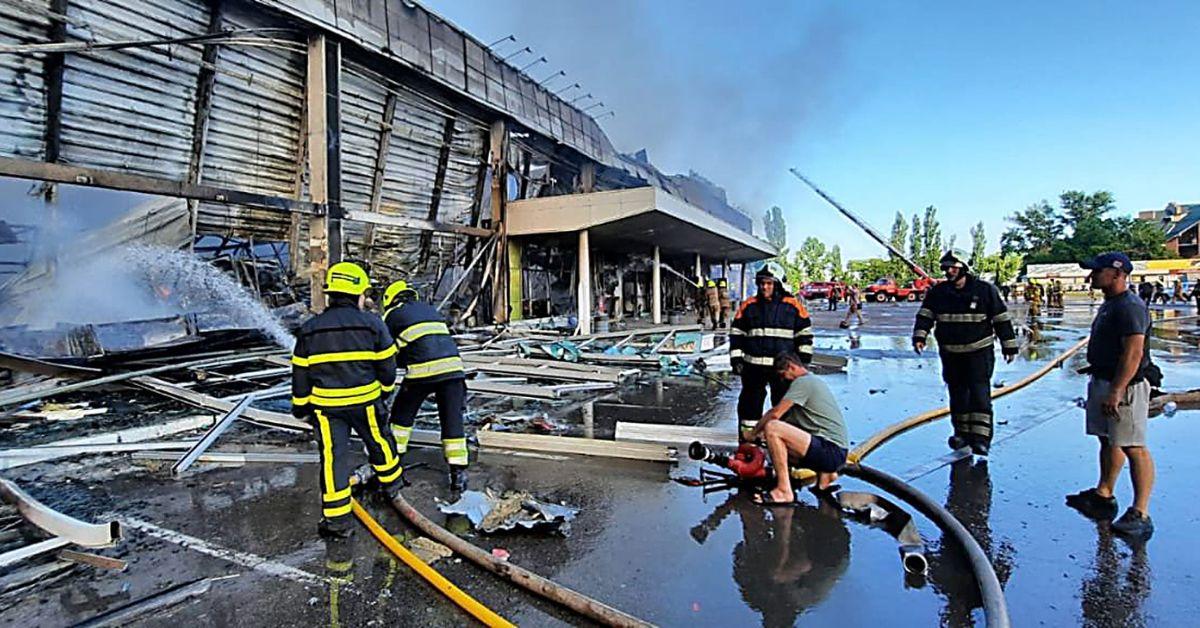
[449,465,469,493]
[947,435,969,451]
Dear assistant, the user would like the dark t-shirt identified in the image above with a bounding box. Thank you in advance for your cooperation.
[1086,289,1150,380]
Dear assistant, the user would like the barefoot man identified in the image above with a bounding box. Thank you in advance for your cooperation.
[750,352,850,505]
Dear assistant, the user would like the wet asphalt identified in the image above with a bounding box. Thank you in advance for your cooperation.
[3,299,1200,626]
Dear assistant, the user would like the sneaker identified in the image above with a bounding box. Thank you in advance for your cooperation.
[948,435,969,451]
[317,517,355,540]
[1065,488,1118,520]
[1111,508,1154,540]
[448,465,469,493]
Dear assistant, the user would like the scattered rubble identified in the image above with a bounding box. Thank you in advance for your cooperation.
[437,490,580,536]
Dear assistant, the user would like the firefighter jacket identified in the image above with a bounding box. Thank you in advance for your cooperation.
[730,289,814,366]
[291,303,397,417]
[913,276,1018,356]
[383,301,465,384]
[705,282,721,308]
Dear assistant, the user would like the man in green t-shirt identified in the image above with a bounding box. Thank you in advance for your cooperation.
[748,352,850,506]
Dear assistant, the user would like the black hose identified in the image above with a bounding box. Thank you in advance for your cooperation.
[841,463,1011,628]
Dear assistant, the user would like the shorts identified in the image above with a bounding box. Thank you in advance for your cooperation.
[1085,377,1150,447]
[788,433,848,473]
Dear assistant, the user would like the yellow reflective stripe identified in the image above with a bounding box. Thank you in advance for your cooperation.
[315,411,338,502]
[291,396,310,406]
[443,438,468,464]
[365,404,396,470]
[392,426,413,453]
[992,311,1012,323]
[302,349,395,366]
[291,354,310,367]
[914,329,929,339]
[380,382,395,392]
[729,328,746,336]
[396,321,450,348]
[405,356,464,379]
[747,328,795,339]
[942,335,996,353]
[376,466,403,483]
[1001,338,1019,349]
[312,382,382,398]
[745,355,774,366]
[443,438,467,451]
[795,328,814,338]
[324,486,352,502]
[917,308,934,319]
[797,345,814,354]
[323,504,352,518]
[729,349,744,359]
[937,313,988,323]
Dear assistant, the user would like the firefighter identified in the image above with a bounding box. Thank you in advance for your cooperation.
[1028,280,1043,318]
[291,262,403,539]
[717,277,732,328]
[694,276,708,324]
[913,252,1019,456]
[381,280,470,492]
[704,278,721,330]
[731,267,814,441]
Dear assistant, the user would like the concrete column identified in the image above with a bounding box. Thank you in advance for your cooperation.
[694,253,702,281]
[577,229,592,335]
[722,258,729,280]
[741,263,749,299]
[615,267,624,321]
[652,245,662,324]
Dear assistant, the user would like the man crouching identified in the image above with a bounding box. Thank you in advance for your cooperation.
[749,352,851,506]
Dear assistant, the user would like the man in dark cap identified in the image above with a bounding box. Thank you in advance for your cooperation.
[913,251,1018,456]
[1066,252,1155,540]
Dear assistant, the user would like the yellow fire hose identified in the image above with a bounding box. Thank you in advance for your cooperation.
[350,498,516,628]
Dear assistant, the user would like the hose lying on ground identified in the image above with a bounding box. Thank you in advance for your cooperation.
[350,498,515,628]
[388,492,655,628]
[841,463,1010,628]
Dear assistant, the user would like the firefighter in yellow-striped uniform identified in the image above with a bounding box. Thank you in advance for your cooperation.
[381,280,470,492]
[292,262,403,539]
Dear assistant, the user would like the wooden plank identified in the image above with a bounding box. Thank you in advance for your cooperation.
[307,34,332,309]
[346,209,493,238]
[0,157,320,214]
[476,428,676,463]
[419,116,459,264]
[363,92,398,254]
[615,422,737,448]
[467,380,559,400]
[57,549,127,571]
[465,362,622,383]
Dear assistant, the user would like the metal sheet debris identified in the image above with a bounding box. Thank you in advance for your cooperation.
[437,489,579,536]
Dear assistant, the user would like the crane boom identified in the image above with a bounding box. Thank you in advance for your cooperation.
[788,168,931,281]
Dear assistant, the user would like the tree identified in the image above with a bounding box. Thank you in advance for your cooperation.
[1002,190,1171,264]
[847,258,893,285]
[794,237,829,284]
[978,252,1024,286]
[908,213,922,264]
[969,221,987,267]
[826,245,844,281]
[763,206,788,260]
[920,206,942,272]
[888,212,912,282]
[1001,201,1062,258]
[1059,190,1115,228]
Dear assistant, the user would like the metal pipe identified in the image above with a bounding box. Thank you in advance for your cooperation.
[842,464,1009,628]
[501,46,531,62]
[518,56,546,73]
[74,578,215,628]
[538,70,566,86]
[170,394,257,476]
[0,478,121,547]
[555,82,581,96]
[568,93,593,105]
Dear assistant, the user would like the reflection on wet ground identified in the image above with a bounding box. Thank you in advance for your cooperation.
[6,301,1200,626]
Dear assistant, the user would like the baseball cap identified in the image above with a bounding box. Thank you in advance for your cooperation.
[1079,252,1133,274]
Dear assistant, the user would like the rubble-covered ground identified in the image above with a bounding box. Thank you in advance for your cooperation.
[3,300,1200,626]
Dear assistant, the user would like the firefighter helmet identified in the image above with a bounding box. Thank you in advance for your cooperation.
[382,280,419,309]
[325,262,370,296]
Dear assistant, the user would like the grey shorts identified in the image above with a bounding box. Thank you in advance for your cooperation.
[1085,377,1150,447]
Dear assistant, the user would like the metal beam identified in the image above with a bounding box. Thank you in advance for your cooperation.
[185,0,225,248]
[170,393,255,476]
[0,478,122,547]
[345,209,492,238]
[41,0,67,169]
[0,157,320,214]
[419,116,459,265]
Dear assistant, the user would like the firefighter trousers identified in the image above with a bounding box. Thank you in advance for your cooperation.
[737,365,790,437]
[312,403,402,521]
[390,378,468,467]
[940,349,996,445]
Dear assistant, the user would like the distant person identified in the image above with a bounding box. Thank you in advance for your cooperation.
[1152,281,1165,305]
[826,285,839,311]
[1066,252,1155,540]
[749,351,850,505]
[1137,279,1154,304]
[914,252,1019,456]
[717,277,732,327]
[1190,281,1200,309]
[1172,279,1184,304]
[705,279,721,329]
[839,286,864,329]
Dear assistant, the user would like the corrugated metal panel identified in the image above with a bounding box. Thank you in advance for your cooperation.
[58,0,207,179]
[197,1,305,240]
[0,0,51,160]
[339,61,388,216]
